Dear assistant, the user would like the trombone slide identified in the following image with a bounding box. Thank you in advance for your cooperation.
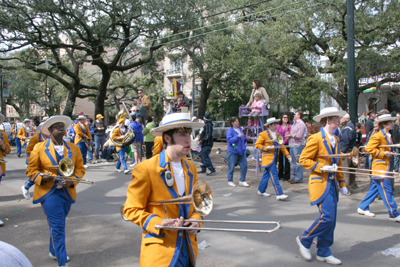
[155,220,281,233]
[41,174,94,185]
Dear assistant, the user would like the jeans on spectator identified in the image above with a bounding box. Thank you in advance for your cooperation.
[94,135,106,159]
[278,149,290,181]
[101,146,114,160]
[393,148,400,172]
[290,145,305,182]
[77,142,88,165]
[201,145,215,172]
[16,137,22,155]
[227,151,248,182]
[145,142,154,159]
[87,149,93,163]
[116,147,128,170]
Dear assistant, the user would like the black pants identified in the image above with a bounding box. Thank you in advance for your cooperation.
[278,149,290,181]
[145,142,154,159]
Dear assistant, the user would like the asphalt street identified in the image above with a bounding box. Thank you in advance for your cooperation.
[1,144,399,267]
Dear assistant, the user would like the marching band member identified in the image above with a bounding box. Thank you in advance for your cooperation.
[21,120,50,199]
[12,118,24,156]
[123,113,204,266]
[74,115,92,168]
[297,107,348,265]
[17,118,32,157]
[111,118,130,174]
[255,117,291,200]
[357,114,400,222]
[0,113,10,226]
[26,116,85,267]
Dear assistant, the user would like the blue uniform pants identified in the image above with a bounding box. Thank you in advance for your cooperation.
[258,164,283,196]
[16,137,22,155]
[359,178,399,218]
[175,234,192,267]
[299,181,337,257]
[227,151,248,182]
[116,146,128,170]
[41,189,71,266]
[77,142,87,165]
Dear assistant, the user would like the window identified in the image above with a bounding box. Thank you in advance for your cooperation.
[170,59,183,73]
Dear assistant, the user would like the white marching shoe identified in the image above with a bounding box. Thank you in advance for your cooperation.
[276,194,288,200]
[316,255,342,265]
[389,215,400,222]
[257,191,271,197]
[357,208,375,217]
[296,236,311,261]
[49,252,70,262]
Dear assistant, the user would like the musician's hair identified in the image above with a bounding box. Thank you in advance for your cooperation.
[163,127,192,145]
[320,116,336,127]
[379,121,391,129]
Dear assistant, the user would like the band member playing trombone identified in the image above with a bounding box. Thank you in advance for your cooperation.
[123,113,204,266]
[297,107,348,265]
[358,114,400,222]
[255,117,291,200]
[74,115,92,168]
[27,116,85,267]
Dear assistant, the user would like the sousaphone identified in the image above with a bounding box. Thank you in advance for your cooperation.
[109,102,135,147]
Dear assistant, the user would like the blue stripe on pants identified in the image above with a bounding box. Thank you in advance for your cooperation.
[41,189,71,266]
[258,164,283,196]
[175,234,192,267]
[77,141,87,165]
[116,146,128,170]
[359,178,399,218]
[299,181,337,257]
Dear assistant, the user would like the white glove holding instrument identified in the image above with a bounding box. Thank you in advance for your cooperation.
[320,164,338,173]
[339,187,349,195]
[288,157,292,163]
[265,146,275,150]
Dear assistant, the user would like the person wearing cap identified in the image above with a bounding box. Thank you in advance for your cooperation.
[92,114,107,160]
[339,113,357,189]
[296,107,348,265]
[255,117,291,199]
[111,118,130,174]
[17,118,33,157]
[123,113,204,266]
[26,116,86,267]
[198,114,217,176]
[357,114,400,222]
[21,121,51,199]
[74,115,92,168]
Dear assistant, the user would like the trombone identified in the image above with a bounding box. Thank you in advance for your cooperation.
[295,147,359,166]
[264,134,284,145]
[360,144,400,149]
[0,157,6,163]
[121,181,280,233]
[43,158,94,185]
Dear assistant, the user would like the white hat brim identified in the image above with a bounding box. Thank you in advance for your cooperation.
[264,119,280,126]
[377,116,397,123]
[313,111,347,122]
[0,114,4,124]
[151,122,205,137]
[41,116,72,136]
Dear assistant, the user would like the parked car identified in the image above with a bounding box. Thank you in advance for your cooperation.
[212,121,230,140]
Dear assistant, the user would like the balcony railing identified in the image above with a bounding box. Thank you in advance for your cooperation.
[166,69,185,78]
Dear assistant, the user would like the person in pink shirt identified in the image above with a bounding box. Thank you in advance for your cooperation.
[276,113,292,181]
[248,92,265,127]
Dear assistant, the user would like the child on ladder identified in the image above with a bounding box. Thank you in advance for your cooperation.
[248,92,265,127]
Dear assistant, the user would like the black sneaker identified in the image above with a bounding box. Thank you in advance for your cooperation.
[198,170,207,174]
[17,154,21,157]
[206,171,217,176]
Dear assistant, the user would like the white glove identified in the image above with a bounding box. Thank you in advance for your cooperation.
[320,164,338,173]
[266,146,275,150]
[384,151,392,156]
[288,157,292,163]
[340,187,348,195]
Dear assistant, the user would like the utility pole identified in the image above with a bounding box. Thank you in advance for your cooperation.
[347,0,356,121]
